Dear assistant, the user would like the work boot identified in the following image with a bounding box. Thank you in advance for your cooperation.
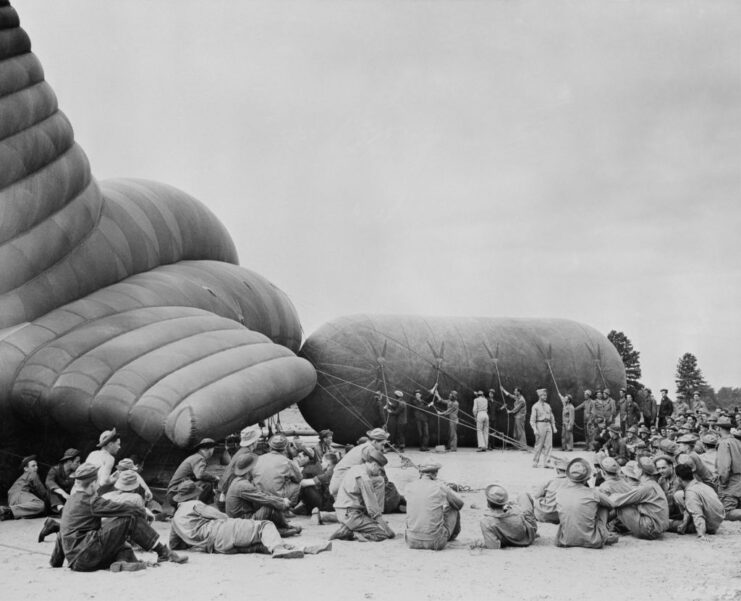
[605,532,619,546]
[272,545,304,559]
[303,541,332,555]
[155,543,189,564]
[278,525,302,537]
[110,561,148,572]
[38,518,60,542]
[0,506,14,521]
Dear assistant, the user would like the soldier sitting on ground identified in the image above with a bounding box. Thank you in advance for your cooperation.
[479,484,538,549]
[404,462,463,550]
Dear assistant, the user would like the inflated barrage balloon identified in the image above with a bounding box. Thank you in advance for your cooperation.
[0,3,316,455]
[298,314,626,446]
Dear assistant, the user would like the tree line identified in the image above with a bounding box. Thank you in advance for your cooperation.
[607,330,740,411]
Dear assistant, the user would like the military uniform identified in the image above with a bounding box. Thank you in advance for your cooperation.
[610,480,669,540]
[530,399,555,467]
[509,395,527,448]
[678,480,725,535]
[530,472,568,523]
[405,475,463,550]
[481,496,538,548]
[167,452,218,507]
[172,499,284,554]
[7,471,47,518]
[717,434,741,514]
[334,465,394,541]
[561,402,575,452]
[251,450,303,507]
[555,481,615,548]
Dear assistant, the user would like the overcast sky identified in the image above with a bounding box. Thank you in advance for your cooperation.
[16,1,741,391]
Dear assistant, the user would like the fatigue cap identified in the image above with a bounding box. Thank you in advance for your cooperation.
[620,461,642,481]
[194,437,217,451]
[677,433,699,445]
[418,462,442,474]
[366,428,390,441]
[627,426,638,435]
[72,463,100,482]
[566,458,591,483]
[268,434,288,451]
[716,416,733,430]
[599,456,620,475]
[59,448,80,463]
[172,480,200,503]
[97,428,119,448]
[394,390,404,398]
[114,471,139,492]
[319,429,333,439]
[116,458,138,472]
[485,484,508,506]
[659,439,679,456]
[20,455,36,469]
[297,445,316,461]
[233,453,258,476]
[653,454,674,466]
[638,457,657,477]
[700,434,718,447]
[361,446,388,466]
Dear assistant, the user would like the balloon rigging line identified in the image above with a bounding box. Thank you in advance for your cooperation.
[315,368,530,451]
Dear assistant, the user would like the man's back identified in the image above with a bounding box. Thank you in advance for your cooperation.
[330,442,370,497]
[555,482,609,548]
[405,479,449,540]
[252,451,301,503]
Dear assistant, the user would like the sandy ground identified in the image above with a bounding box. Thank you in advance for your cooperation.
[2,448,741,601]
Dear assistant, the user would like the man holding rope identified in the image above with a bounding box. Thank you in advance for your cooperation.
[501,386,527,449]
[472,390,490,452]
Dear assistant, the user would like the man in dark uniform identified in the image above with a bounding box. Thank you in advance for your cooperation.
[658,389,674,428]
[409,390,432,451]
[384,390,408,451]
[45,448,81,514]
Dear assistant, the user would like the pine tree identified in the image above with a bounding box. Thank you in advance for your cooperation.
[607,330,642,390]
[674,352,710,399]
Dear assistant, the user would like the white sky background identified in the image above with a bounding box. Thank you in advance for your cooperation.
[15,1,741,391]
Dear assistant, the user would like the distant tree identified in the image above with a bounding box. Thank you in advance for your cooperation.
[607,330,643,390]
[674,352,712,400]
[716,387,741,411]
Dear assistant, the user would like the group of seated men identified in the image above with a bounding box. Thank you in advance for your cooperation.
[2,404,740,569]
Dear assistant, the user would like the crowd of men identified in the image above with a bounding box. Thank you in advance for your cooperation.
[1,385,740,570]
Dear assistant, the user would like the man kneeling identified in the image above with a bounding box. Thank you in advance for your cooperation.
[479,485,537,549]
[331,447,395,542]
[170,481,330,558]
[405,462,464,550]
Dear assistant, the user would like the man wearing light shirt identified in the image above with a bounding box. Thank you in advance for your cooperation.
[529,388,556,468]
[472,391,489,452]
[85,429,121,487]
